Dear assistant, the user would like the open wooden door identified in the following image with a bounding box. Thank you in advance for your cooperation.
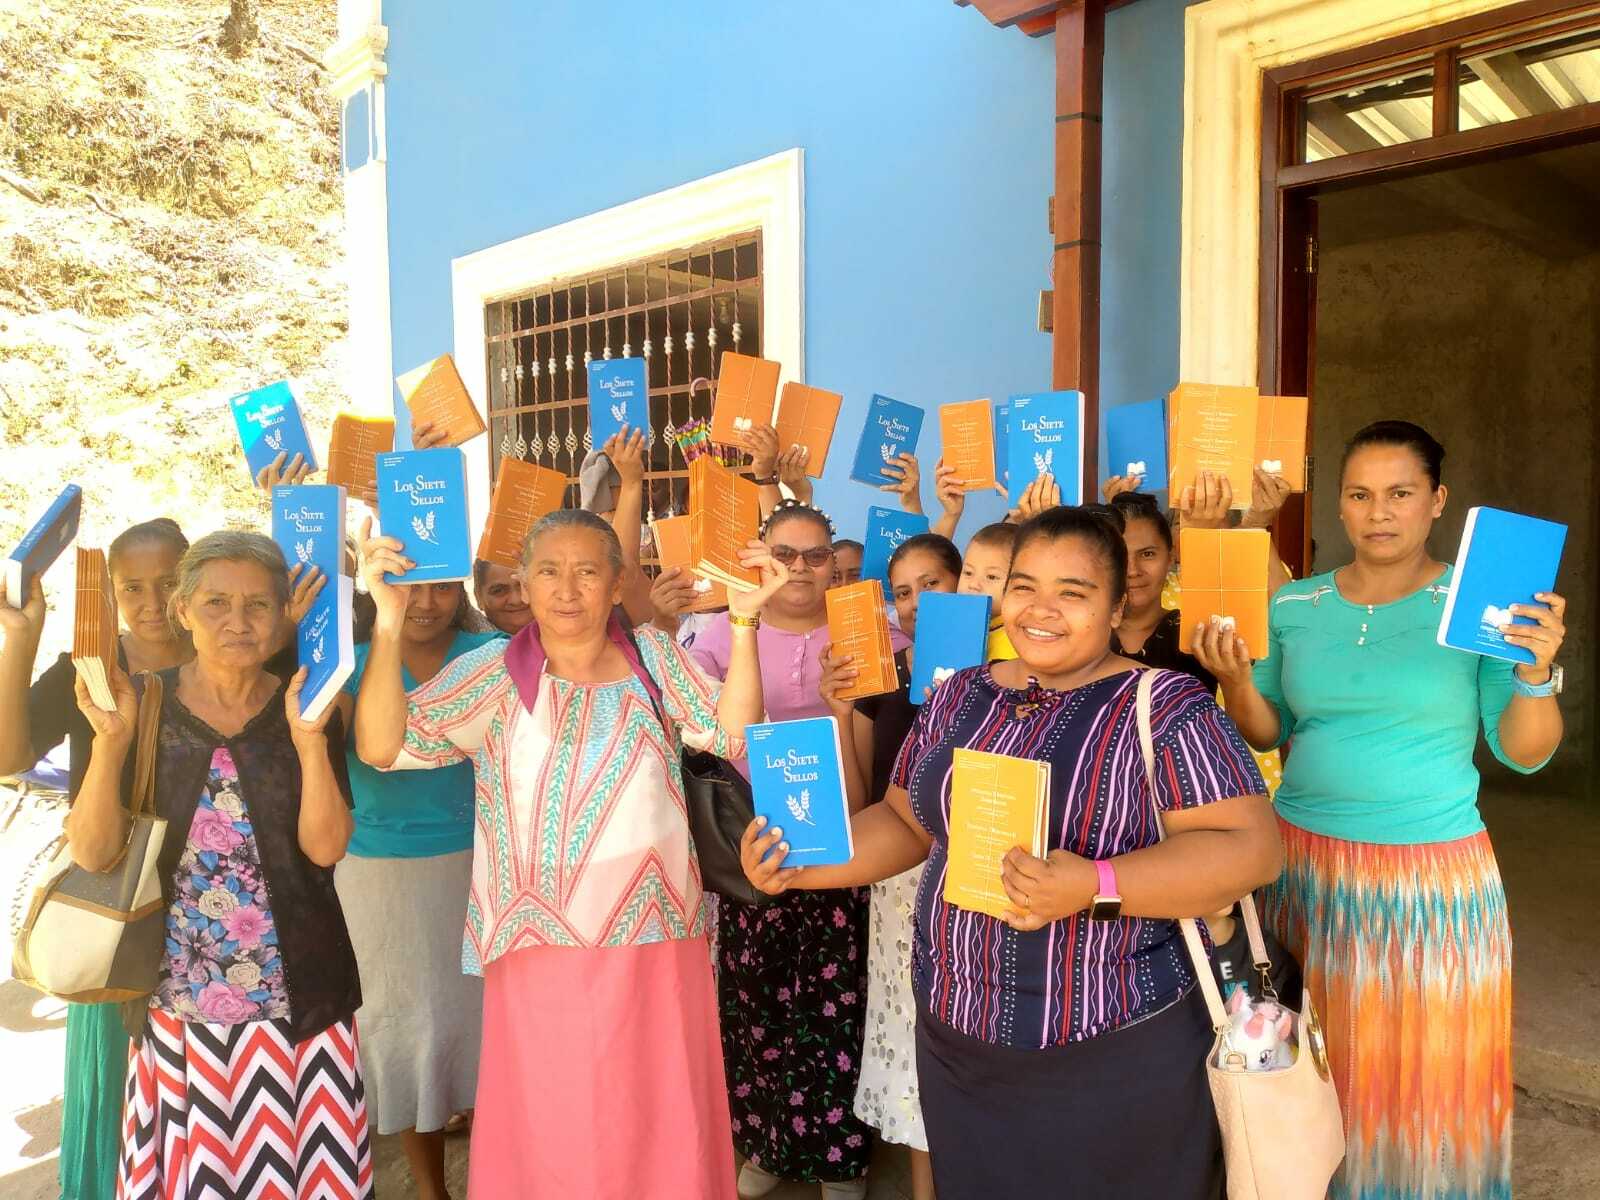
[1264,191,1318,578]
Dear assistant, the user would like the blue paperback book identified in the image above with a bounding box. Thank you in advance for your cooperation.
[908,592,991,704]
[747,716,853,867]
[992,399,1010,484]
[271,484,354,719]
[1105,396,1169,492]
[229,380,317,478]
[1007,390,1084,506]
[587,357,649,448]
[1437,506,1567,666]
[849,395,925,487]
[5,483,81,604]
[861,506,930,592]
[375,448,472,584]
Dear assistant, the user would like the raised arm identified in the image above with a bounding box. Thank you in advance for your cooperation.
[352,517,413,769]
[285,667,353,867]
[0,578,47,775]
[1190,618,1287,751]
[930,460,965,541]
[62,667,138,872]
[1491,592,1567,769]
[711,542,790,734]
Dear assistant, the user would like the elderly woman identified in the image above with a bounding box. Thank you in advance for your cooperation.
[354,508,785,1199]
[64,531,368,1199]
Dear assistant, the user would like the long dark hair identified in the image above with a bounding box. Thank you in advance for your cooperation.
[888,532,961,582]
[1012,506,1130,606]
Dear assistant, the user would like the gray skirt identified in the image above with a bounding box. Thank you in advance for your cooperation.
[334,849,484,1135]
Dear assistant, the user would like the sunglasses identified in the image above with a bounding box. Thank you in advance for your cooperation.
[770,545,835,568]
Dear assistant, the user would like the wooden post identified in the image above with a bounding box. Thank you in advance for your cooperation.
[1052,0,1104,491]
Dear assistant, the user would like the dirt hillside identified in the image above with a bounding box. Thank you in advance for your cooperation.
[0,0,345,661]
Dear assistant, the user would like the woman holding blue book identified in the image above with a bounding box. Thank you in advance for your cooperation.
[1191,420,1568,1200]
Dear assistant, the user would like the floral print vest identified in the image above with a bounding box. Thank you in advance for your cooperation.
[156,746,289,1024]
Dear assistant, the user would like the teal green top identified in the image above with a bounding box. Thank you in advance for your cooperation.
[341,628,502,858]
[1252,565,1547,845]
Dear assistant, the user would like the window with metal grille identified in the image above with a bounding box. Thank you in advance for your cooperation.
[483,231,764,525]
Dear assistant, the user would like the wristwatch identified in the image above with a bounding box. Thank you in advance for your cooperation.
[1088,860,1122,921]
[1514,663,1563,698]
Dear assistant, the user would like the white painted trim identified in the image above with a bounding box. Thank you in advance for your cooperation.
[1179,0,1519,386]
[449,148,805,539]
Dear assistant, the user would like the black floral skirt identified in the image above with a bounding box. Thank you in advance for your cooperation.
[718,887,875,1183]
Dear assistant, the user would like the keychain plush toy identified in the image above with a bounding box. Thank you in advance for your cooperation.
[1219,990,1295,1071]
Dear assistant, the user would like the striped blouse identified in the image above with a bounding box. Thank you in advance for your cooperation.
[893,666,1264,1049]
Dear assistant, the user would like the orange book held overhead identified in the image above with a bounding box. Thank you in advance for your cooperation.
[1254,394,1309,492]
[773,382,843,479]
[477,458,567,569]
[326,413,396,503]
[1167,382,1259,507]
[396,354,487,448]
[72,547,118,712]
[1177,527,1271,658]
[944,749,1050,920]
[710,352,781,446]
[939,398,997,492]
[688,456,761,591]
[824,581,898,701]
[651,515,729,613]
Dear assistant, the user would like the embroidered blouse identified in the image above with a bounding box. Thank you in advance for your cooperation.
[893,667,1264,1049]
[385,626,742,971]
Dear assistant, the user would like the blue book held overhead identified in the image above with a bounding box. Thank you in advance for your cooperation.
[1007,390,1084,506]
[271,484,354,719]
[908,592,991,704]
[6,484,81,604]
[862,506,930,593]
[747,716,854,866]
[1105,396,1169,492]
[375,448,472,584]
[587,357,649,448]
[1437,507,1566,666]
[229,380,317,479]
[849,394,924,487]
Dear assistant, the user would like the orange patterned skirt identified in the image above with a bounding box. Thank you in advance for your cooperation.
[1261,819,1512,1200]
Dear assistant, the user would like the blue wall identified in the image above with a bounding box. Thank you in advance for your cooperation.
[381,0,1055,536]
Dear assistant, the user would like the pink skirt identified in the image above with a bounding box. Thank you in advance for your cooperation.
[468,936,734,1199]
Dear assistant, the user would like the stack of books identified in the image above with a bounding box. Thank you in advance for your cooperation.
[651,515,729,613]
[72,547,118,712]
[824,580,898,700]
[687,457,761,592]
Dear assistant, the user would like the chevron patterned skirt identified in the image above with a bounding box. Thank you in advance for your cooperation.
[117,1008,373,1200]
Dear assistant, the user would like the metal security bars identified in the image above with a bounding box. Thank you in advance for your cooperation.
[483,231,764,522]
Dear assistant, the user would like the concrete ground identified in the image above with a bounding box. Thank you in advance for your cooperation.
[2,784,1595,1198]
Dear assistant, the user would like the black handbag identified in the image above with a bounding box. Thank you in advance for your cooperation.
[678,750,774,907]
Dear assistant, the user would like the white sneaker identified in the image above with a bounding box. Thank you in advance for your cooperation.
[820,1179,868,1200]
[737,1161,784,1199]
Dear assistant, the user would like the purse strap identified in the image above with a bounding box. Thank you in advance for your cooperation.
[1133,668,1231,1034]
[128,671,163,819]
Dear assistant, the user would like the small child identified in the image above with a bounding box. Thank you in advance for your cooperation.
[1205,905,1303,1010]
[959,522,1017,662]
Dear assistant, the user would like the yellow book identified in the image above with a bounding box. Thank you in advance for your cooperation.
[944,749,1050,920]
[687,456,761,591]
[1177,527,1271,658]
[1167,382,1259,507]
[396,354,487,448]
[938,398,997,492]
[824,581,898,701]
[1254,394,1309,492]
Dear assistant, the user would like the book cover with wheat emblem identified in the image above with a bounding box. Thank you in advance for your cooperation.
[587,357,650,448]
[651,514,730,614]
[228,380,317,479]
[710,351,782,446]
[375,448,472,584]
[326,413,395,504]
[1167,383,1259,506]
[477,459,567,570]
[687,456,761,592]
[824,580,898,701]
[939,398,998,492]
[773,382,844,479]
[271,484,354,719]
[944,749,1050,920]
[1177,527,1271,658]
[849,394,925,487]
[71,546,118,712]
[1253,394,1309,492]
[1005,390,1084,505]
[396,354,488,448]
[747,716,853,866]
[861,506,930,593]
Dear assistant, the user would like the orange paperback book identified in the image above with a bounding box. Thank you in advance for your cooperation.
[824,581,898,701]
[396,355,487,448]
[71,547,117,712]
[1167,383,1260,506]
[773,382,844,479]
[1177,527,1271,658]
[477,459,567,569]
[710,352,782,446]
[326,414,396,503]
[939,398,998,492]
[1254,395,1309,492]
[944,749,1050,920]
[688,456,761,591]
[651,515,729,614]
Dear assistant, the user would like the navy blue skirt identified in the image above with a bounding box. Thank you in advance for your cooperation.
[916,987,1223,1198]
